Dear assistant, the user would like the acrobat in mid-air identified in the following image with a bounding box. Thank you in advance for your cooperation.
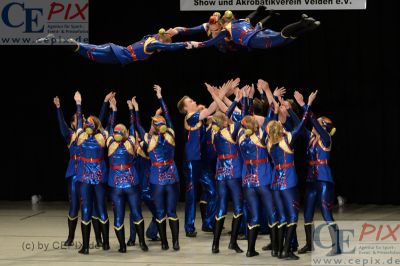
[36,29,195,65]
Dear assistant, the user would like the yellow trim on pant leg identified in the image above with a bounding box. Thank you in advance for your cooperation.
[248,224,260,230]
[91,216,99,220]
[68,215,78,221]
[278,222,287,228]
[199,201,207,204]
[328,222,336,226]
[215,215,226,221]
[233,213,243,219]
[99,218,109,224]
[304,222,314,226]
[114,224,124,231]
[134,219,144,225]
[268,221,279,228]
[156,216,167,223]
[287,222,297,227]
[82,219,92,225]
[168,217,179,221]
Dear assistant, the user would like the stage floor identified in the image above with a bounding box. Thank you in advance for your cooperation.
[0,201,399,266]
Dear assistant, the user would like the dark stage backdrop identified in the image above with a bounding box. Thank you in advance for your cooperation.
[1,1,398,204]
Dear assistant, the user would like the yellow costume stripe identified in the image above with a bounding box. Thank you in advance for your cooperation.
[268,221,279,228]
[134,219,144,225]
[215,215,226,221]
[82,220,92,225]
[287,222,297,227]
[99,218,109,224]
[114,224,124,231]
[248,224,260,230]
[68,215,78,221]
[156,216,167,223]
[233,213,243,219]
[168,217,179,221]
[304,222,314,226]
[278,222,287,228]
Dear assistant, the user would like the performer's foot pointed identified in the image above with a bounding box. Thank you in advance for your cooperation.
[35,34,55,43]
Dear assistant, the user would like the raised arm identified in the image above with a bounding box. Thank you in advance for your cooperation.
[74,91,83,130]
[54,96,73,143]
[154,84,173,130]
[99,91,115,125]
[127,99,136,136]
[107,97,117,136]
[290,90,318,144]
[132,96,146,141]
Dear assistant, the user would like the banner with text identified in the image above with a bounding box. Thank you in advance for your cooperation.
[180,0,366,10]
[0,0,89,45]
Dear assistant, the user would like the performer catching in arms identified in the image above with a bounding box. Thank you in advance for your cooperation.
[294,91,341,256]
[73,91,110,255]
[106,97,148,253]
[134,85,180,251]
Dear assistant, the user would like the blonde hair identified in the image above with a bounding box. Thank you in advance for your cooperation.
[177,96,189,114]
[212,111,229,128]
[241,115,258,133]
[266,120,284,144]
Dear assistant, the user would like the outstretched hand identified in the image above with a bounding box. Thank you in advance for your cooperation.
[166,28,179,37]
[294,91,305,107]
[74,91,81,104]
[234,88,243,102]
[154,85,162,99]
[308,90,318,106]
[53,96,60,108]
[104,91,116,102]
[273,87,286,98]
[257,79,269,93]
[131,96,138,110]
[127,100,133,110]
[109,97,117,111]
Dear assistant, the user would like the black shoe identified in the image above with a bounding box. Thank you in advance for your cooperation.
[299,224,314,254]
[78,222,91,255]
[326,224,341,256]
[64,217,78,246]
[148,236,161,241]
[114,226,127,253]
[135,221,149,252]
[228,242,243,253]
[169,219,180,251]
[156,220,169,250]
[212,217,225,254]
[99,220,110,250]
[228,215,243,253]
[126,239,135,246]
[92,218,103,248]
[186,231,197,237]
[277,224,286,258]
[279,224,299,260]
[246,227,259,257]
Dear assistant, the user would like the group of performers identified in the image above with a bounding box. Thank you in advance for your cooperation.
[54,78,340,259]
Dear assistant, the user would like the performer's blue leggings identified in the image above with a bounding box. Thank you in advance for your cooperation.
[216,178,243,218]
[184,160,202,232]
[244,186,277,227]
[79,182,108,223]
[303,181,335,223]
[67,176,80,219]
[200,159,217,229]
[272,187,299,225]
[151,183,180,221]
[248,29,292,49]
[110,186,143,229]
[78,43,121,64]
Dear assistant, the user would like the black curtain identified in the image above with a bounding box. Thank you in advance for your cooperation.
[1,1,398,204]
